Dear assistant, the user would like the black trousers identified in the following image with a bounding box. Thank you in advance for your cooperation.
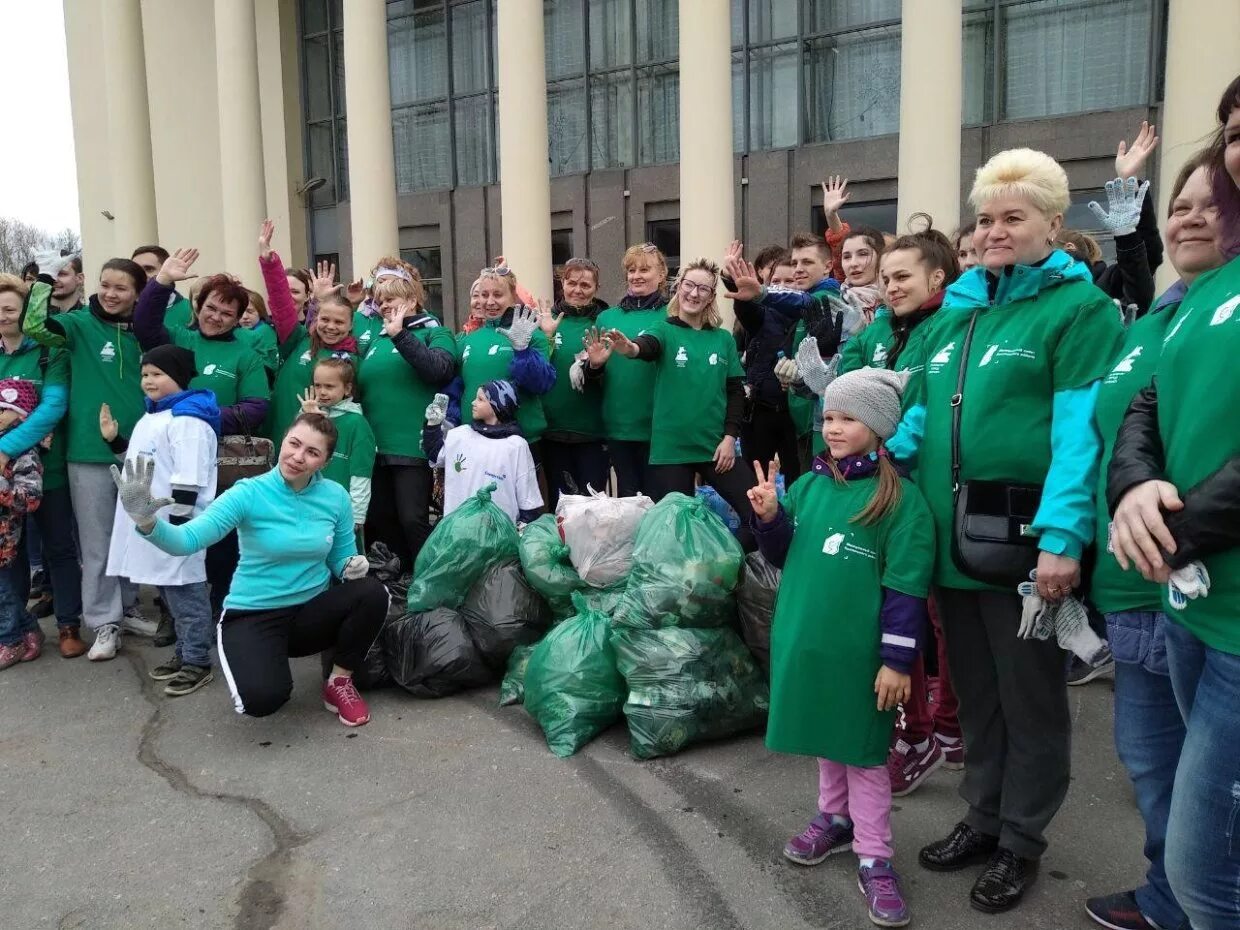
[936,587,1071,859]
[741,399,804,485]
[541,438,611,510]
[217,578,389,718]
[609,440,650,498]
[646,461,758,552]
[206,531,240,621]
[367,460,433,573]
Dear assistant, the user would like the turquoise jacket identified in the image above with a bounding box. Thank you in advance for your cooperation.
[888,252,1103,560]
[143,467,357,611]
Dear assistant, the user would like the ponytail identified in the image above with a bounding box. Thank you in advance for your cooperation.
[826,449,903,526]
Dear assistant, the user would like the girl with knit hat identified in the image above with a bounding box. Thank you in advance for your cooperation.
[100,344,219,688]
[749,366,934,929]
[0,377,45,670]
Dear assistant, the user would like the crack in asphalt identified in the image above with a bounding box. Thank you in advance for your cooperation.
[123,652,309,930]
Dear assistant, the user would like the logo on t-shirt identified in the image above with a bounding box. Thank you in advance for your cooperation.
[928,341,955,373]
[201,363,235,380]
[359,330,372,344]
[675,346,688,367]
[1106,345,1143,382]
[453,453,467,473]
[979,345,1000,367]
[872,343,888,363]
[365,345,378,360]
[708,353,719,366]
[99,341,116,362]
[822,529,877,560]
[299,350,312,365]
[1210,294,1240,326]
[462,345,472,360]
[488,344,500,356]
[823,532,845,555]
[554,332,563,347]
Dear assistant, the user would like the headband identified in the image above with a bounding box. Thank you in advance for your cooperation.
[374,266,413,283]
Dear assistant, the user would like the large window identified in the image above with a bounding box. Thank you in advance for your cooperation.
[400,246,444,317]
[300,0,347,205]
[386,0,497,193]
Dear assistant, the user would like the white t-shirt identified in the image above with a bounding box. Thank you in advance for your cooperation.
[106,409,217,586]
[438,425,542,522]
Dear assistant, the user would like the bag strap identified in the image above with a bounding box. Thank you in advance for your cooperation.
[950,310,982,493]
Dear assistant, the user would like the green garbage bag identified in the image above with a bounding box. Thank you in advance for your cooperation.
[613,493,744,630]
[524,592,625,757]
[517,514,583,617]
[499,643,537,706]
[612,625,769,760]
[577,583,626,619]
[407,484,519,611]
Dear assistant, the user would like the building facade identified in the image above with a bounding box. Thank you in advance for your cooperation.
[65,0,1240,327]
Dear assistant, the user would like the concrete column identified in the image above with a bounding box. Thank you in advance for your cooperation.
[1155,0,1240,291]
[256,0,308,266]
[496,0,554,301]
[63,0,114,283]
[214,0,268,283]
[343,0,399,278]
[896,0,962,233]
[678,0,735,305]
[101,0,159,252]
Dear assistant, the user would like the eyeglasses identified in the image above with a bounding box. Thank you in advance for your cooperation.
[480,264,513,277]
[680,280,716,297]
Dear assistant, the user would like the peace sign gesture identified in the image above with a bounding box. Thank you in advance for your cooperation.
[746,460,780,523]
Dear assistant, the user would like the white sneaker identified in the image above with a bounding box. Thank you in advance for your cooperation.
[88,624,122,661]
[120,607,159,638]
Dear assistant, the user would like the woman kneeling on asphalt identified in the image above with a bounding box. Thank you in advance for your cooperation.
[111,411,388,727]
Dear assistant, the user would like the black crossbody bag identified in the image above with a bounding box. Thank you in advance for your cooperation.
[950,310,1043,587]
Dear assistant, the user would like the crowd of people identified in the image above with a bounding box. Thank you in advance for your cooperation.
[7,72,1239,930]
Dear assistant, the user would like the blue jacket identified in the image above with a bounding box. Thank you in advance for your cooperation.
[146,388,222,436]
[735,277,841,406]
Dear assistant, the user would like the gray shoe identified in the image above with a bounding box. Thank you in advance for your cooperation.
[149,654,183,681]
[152,613,177,648]
[121,607,159,638]
[164,665,213,697]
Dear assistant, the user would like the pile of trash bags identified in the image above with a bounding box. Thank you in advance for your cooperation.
[362,485,776,762]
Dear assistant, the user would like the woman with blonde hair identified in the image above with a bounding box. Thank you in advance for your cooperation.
[585,259,757,550]
[355,264,456,571]
[889,148,1123,912]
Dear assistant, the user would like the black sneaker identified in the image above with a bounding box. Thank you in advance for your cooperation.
[30,593,55,619]
[29,569,47,599]
[1068,646,1116,686]
[970,848,1038,913]
[1085,891,1162,930]
[149,655,184,681]
[164,665,213,697]
[152,613,177,648]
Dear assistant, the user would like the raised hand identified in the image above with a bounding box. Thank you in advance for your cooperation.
[1088,176,1150,237]
[298,387,321,414]
[537,299,564,339]
[258,219,276,259]
[424,393,448,427]
[311,260,337,300]
[156,248,200,286]
[99,403,118,442]
[110,455,175,531]
[382,302,409,337]
[723,239,744,268]
[1115,120,1158,179]
[821,175,851,216]
[582,326,612,368]
[746,459,780,523]
[345,279,365,306]
[603,328,637,359]
[723,256,762,301]
[795,336,837,397]
[498,304,538,351]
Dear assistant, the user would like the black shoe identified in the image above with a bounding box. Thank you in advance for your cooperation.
[1085,890,1161,930]
[969,848,1038,913]
[1068,646,1115,685]
[30,592,55,619]
[29,569,46,599]
[149,654,184,681]
[919,822,1000,872]
[152,613,177,648]
[164,664,213,697]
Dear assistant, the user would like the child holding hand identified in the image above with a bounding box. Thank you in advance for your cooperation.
[749,366,934,929]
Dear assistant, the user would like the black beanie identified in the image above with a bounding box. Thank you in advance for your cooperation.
[141,344,197,390]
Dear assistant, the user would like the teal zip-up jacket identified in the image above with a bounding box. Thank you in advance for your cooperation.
[142,467,356,611]
[889,251,1114,561]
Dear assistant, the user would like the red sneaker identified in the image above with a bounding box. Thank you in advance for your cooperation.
[21,629,45,662]
[936,733,965,770]
[323,675,370,727]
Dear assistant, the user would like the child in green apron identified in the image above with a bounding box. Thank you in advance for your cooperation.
[749,367,934,929]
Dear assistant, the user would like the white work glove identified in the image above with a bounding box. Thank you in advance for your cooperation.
[424,392,449,427]
[794,336,840,397]
[498,305,539,352]
[1017,575,1055,641]
[1168,561,1210,610]
[1088,177,1149,237]
[774,356,801,388]
[341,555,369,581]
[110,456,174,525]
[1051,596,1109,664]
[31,249,74,279]
[569,353,587,393]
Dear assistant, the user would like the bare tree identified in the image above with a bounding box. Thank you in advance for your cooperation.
[0,218,82,275]
[49,228,81,255]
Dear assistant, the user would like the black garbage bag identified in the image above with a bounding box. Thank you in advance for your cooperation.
[365,541,403,584]
[735,552,781,675]
[319,618,393,691]
[499,643,536,706]
[461,561,551,671]
[612,625,769,760]
[383,608,493,698]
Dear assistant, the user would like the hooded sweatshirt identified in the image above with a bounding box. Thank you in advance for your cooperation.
[320,398,376,525]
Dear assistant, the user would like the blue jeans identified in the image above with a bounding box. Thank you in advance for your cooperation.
[161,583,212,668]
[1107,611,1187,930]
[0,563,38,646]
[15,486,82,628]
[1163,620,1240,930]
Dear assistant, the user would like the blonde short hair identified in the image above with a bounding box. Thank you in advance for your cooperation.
[0,273,29,301]
[969,148,1070,217]
[372,273,425,308]
[622,243,669,278]
[668,258,722,329]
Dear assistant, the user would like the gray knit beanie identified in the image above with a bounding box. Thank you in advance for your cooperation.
[820,368,909,441]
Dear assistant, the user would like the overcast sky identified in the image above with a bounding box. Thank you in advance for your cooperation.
[0,1,80,234]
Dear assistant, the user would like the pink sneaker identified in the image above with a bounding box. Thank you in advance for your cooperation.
[887,736,944,797]
[0,641,27,669]
[21,629,45,662]
[323,675,370,727]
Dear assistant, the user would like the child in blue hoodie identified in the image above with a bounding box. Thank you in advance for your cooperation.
[102,344,219,694]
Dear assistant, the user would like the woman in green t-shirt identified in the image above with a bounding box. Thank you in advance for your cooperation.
[588,259,757,550]
[895,148,1123,913]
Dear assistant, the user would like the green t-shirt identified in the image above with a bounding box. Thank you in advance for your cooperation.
[457,322,552,443]
[1153,255,1240,652]
[765,472,934,766]
[352,313,383,357]
[0,341,70,490]
[263,327,357,441]
[1091,306,1177,615]
[542,310,604,439]
[357,323,458,458]
[171,329,270,410]
[321,406,376,497]
[914,279,1122,590]
[165,294,194,333]
[595,304,667,442]
[240,323,280,376]
[644,319,744,466]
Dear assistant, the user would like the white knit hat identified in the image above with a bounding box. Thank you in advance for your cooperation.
[820,368,910,440]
